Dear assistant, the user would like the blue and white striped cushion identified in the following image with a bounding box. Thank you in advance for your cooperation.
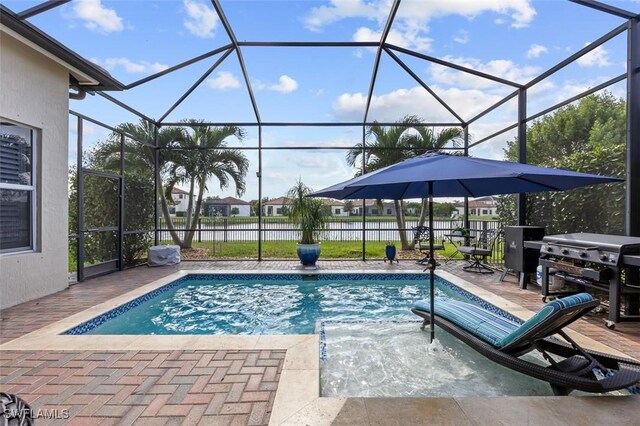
[413,293,594,348]
[497,293,593,348]
[413,298,522,346]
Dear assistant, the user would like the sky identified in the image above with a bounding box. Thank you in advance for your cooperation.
[4,0,638,202]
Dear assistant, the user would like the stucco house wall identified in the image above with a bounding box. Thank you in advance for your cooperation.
[0,34,69,309]
[230,204,250,217]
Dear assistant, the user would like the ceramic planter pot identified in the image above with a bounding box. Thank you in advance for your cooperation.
[297,243,321,266]
[385,245,397,261]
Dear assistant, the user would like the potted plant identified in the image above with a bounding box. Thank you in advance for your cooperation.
[384,241,398,263]
[452,226,470,238]
[286,179,328,268]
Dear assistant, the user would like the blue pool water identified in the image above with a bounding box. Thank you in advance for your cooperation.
[65,273,477,335]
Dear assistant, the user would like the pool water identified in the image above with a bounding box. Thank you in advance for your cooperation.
[321,322,556,397]
[78,274,464,335]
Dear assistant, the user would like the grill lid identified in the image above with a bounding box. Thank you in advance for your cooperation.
[542,233,640,253]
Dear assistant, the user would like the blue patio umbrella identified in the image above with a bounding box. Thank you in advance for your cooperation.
[309,152,623,342]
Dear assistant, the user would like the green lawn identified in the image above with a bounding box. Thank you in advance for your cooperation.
[70,239,502,271]
[167,240,469,260]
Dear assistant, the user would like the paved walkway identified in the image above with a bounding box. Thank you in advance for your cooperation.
[1,260,639,425]
[0,350,283,425]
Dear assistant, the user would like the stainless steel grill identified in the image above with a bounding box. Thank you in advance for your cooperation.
[538,233,640,328]
[541,233,640,266]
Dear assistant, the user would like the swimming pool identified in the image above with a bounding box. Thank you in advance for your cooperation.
[63,273,502,335]
[63,272,592,397]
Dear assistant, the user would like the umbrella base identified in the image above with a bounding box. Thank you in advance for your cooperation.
[416,255,441,266]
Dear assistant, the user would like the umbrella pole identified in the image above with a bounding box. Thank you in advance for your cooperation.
[428,182,435,343]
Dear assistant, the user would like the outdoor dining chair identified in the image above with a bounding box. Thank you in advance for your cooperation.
[457,228,503,274]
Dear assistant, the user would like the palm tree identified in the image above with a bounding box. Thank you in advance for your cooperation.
[403,124,462,248]
[346,115,462,250]
[93,119,187,244]
[93,119,248,248]
[173,120,248,248]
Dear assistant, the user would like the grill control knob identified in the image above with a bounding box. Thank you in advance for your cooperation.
[600,254,608,261]
[561,249,569,255]
[579,251,587,258]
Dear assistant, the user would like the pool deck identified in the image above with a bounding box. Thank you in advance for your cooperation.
[1,260,639,425]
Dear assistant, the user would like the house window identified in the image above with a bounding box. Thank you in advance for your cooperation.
[386,208,392,215]
[482,209,488,215]
[276,207,282,215]
[0,121,36,254]
[267,206,273,215]
[335,209,340,215]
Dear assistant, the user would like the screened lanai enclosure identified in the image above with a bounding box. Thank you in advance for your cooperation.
[2,0,638,281]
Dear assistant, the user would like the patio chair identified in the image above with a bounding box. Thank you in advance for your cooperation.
[412,293,640,395]
[412,226,444,265]
[458,228,502,274]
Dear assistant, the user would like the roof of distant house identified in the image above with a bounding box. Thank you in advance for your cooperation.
[454,200,495,208]
[361,199,394,207]
[473,196,497,204]
[263,197,289,206]
[171,187,189,195]
[322,199,344,207]
[218,196,250,205]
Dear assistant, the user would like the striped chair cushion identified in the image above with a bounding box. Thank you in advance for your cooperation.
[413,298,522,347]
[497,293,593,348]
[413,293,594,348]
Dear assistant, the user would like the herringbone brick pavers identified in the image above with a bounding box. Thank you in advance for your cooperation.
[0,349,284,425]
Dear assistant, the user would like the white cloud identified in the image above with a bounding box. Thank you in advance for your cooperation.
[71,0,123,33]
[428,56,540,89]
[353,26,432,52]
[93,57,169,74]
[206,71,241,90]
[453,30,470,44]
[526,44,548,58]
[469,125,517,160]
[332,85,506,123]
[577,44,611,68]
[304,0,536,30]
[256,75,299,94]
[183,0,219,38]
[304,1,535,53]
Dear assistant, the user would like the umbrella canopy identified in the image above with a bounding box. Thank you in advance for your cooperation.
[310,152,622,200]
[309,152,623,342]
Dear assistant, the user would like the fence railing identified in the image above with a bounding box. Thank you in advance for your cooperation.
[156,218,505,264]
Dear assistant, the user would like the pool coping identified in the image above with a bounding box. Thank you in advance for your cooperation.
[0,269,636,425]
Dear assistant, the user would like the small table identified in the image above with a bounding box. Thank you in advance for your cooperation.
[443,233,475,263]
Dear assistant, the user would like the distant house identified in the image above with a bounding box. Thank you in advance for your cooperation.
[351,200,396,216]
[454,196,497,217]
[323,199,347,216]
[169,187,190,216]
[203,197,251,217]
[263,197,289,216]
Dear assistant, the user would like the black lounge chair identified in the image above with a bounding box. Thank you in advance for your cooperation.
[411,293,640,395]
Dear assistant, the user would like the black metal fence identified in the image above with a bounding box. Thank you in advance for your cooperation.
[156,217,504,264]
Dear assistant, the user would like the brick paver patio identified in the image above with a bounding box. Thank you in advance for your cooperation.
[0,349,283,425]
[1,259,639,425]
